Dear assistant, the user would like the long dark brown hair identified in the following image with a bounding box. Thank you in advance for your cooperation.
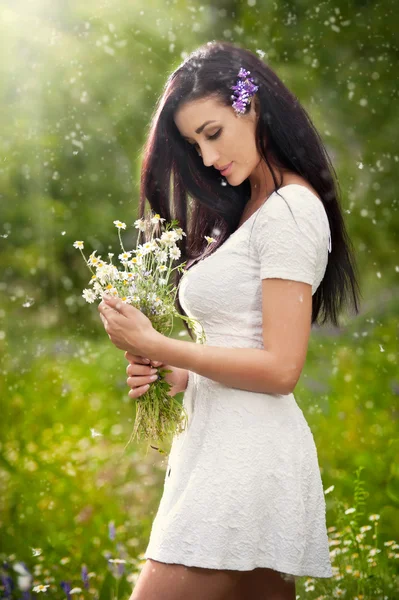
[139,40,361,340]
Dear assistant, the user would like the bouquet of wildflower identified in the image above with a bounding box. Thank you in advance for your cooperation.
[73,212,207,447]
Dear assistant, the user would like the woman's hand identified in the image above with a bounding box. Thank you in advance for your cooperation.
[125,351,189,399]
[98,295,159,357]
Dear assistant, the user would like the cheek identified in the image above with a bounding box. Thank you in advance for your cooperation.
[230,128,258,165]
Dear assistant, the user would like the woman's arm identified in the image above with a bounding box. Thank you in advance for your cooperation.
[153,335,287,394]
[149,278,313,396]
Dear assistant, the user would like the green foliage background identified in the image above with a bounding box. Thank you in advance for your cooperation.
[0,0,398,597]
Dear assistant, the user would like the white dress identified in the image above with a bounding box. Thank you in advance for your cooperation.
[144,184,334,579]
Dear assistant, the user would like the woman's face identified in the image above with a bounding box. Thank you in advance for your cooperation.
[174,95,262,184]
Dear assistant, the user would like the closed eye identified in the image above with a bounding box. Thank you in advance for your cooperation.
[208,129,221,140]
[189,129,222,150]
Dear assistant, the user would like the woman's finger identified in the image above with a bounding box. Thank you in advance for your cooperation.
[125,351,150,364]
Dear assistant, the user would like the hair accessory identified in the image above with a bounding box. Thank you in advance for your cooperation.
[230,68,259,115]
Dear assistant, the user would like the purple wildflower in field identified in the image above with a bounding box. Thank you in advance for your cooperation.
[108,521,116,541]
[60,580,71,599]
[81,565,89,589]
[1,573,14,598]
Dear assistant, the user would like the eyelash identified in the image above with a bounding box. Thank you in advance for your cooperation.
[191,129,221,149]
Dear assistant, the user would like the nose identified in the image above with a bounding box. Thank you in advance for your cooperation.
[200,145,220,168]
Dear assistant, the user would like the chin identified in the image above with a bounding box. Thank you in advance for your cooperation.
[226,171,246,187]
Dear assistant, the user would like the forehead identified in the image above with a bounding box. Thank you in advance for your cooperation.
[174,96,229,135]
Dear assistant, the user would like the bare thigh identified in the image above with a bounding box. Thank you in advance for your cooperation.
[229,567,296,600]
[130,559,245,600]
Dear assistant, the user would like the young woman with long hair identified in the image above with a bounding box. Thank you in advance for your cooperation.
[100,40,361,599]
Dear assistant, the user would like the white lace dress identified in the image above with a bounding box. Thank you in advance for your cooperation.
[144,184,334,579]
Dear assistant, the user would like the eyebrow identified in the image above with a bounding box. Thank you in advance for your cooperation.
[182,120,218,140]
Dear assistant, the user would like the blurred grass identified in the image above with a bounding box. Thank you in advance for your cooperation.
[0,287,398,596]
[1,0,398,596]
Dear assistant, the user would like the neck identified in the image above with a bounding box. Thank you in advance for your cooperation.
[248,159,286,205]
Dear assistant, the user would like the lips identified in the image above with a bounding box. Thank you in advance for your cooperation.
[216,162,233,174]
[216,162,231,171]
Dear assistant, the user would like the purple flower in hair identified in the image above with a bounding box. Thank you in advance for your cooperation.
[231,67,259,115]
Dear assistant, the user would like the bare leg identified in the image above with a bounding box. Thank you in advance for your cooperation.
[130,558,246,600]
[228,567,296,600]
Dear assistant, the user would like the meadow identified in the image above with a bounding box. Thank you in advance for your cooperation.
[1,0,398,597]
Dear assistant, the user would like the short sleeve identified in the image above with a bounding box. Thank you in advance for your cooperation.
[253,188,331,292]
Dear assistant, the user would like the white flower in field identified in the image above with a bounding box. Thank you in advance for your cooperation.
[70,587,83,594]
[368,548,381,556]
[118,251,132,262]
[73,241,84,249]
[360,525,372,533]
[90,428,102,438]
[108,559,127,564]
[31,548,42,557]
[82,289,97,303]
[33,584,50,593]
[368,514,380,521]
[384,540,396,546]
[150,213,166,225]
[169,246,181,260]
[159,278,167,285]
[157,265,168,273]
[13,562,32,591]
[134,218,146,232]
[160,230,179,245]
[324,485,334,495]
[205,236,216,244]
[13,563,30,576]
[113,220,126,229]
[345,507,356,514]
[108,253,114,259]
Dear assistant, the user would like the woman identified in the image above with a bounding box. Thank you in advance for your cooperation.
[99,41,360,600]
